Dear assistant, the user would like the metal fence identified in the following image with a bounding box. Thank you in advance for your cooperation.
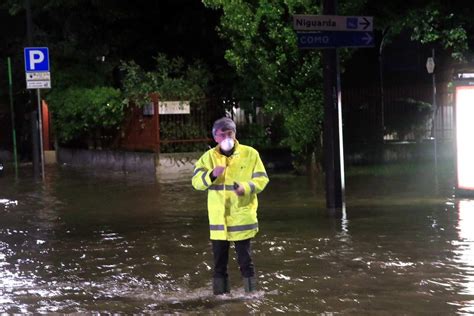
[114,83,456,154]
[158,83,455,153]
[342,83,453,143]
[158,98,222,153]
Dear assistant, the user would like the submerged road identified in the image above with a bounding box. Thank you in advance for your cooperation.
[1,163,472,314]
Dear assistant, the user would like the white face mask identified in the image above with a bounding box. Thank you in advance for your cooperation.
[220,138,235,152]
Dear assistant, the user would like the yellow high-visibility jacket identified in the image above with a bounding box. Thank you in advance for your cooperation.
[192,141,269,241]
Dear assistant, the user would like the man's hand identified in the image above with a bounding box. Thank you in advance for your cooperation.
[234,182,245,196]
[212,166,226,178]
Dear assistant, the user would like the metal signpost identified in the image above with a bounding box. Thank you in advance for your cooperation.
[426,51,437,173]
[293,13,374,212]
[294,15,374,49]
[24,47,51,180]
[7,58,19,177]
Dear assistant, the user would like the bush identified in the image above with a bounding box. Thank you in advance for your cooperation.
[384,98,433,141]
[47,86,124,144]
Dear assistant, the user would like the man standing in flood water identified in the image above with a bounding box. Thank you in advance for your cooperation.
[192,117,269,295]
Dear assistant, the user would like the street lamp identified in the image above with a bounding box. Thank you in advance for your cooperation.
[454,71,474,196]
[426,50,437,169]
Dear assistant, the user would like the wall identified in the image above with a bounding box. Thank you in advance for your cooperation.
[57,148,200,181]
[345,140,454,165]
[57,147,156,174]
[155,152,200,182]
[50,141,456,180]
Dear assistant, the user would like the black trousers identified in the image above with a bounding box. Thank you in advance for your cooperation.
[212,238,254,278]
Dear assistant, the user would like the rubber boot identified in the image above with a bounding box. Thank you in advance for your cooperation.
[243,276,256,293]
[213,277,230,295]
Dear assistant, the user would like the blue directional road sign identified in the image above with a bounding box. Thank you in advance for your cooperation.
[24,47,50,72]
[297,31,374,49]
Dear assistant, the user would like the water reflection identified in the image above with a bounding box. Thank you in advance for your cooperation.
[2,163,474,313]
[0,199,18,208]
[452,199,474,313]
[457,200,474,242]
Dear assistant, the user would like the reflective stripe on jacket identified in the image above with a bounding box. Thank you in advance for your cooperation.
[192,141,269,241]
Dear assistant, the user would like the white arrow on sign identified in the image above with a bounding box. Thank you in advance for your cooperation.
[362,32,373,45]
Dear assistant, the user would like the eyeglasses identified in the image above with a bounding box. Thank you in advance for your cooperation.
[215,130,234,138]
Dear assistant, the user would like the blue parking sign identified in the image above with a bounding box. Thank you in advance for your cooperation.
[24,47,50,72]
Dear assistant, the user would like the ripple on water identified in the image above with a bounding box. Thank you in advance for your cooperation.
[98,231,124,241]
[0,199,18,209]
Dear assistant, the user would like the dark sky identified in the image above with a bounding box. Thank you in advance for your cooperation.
[0,0,468,99]
[0,1,226,70]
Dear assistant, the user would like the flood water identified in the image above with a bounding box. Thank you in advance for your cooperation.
[1,162,474,314]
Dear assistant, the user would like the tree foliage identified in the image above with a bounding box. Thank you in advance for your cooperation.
[370,1,469,60]
[203,0,471,166]
[203,0,327,159]
[120,54,211,106]
[1,0,220,148]
[46,86,124,143]
[384,98,433,141]
[407,8,468,61]
[2,0,473,156]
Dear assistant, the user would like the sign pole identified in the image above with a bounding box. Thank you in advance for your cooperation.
[25,0,41,179]
[430,49,438,171]
[7,57,19,178]
[293,10,373,213]
[24,47,51,180]
[36,89,45,180]
[322,0,345,213]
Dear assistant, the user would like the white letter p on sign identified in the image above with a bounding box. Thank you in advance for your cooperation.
[29,50,45,70]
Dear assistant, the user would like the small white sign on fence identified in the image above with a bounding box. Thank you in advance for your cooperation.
[159,101,190,115]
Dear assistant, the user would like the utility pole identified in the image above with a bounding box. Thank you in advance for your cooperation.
[294,2,373,213]
[378,28,389,144]
[322,0,345,213]
[7,58,19,177]
[25,0,41,178]
[426,48,437,171]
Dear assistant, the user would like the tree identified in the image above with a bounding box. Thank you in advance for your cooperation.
[120,54,211,105]
[1,0,220,149]
[202,0,329,170]
[365,0,469,61]
[384,98,433,141]
[2,0,472,159]
[203,0,471,171]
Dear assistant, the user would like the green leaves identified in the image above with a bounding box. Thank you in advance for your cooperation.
[47,86,123,142]
[204,0,323,158]
[45,52,210,146]
[204,0,471,165]
[371,2,469,61]
[406,7,468,60]
[384,98,433,141]
[120,53,211,106]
